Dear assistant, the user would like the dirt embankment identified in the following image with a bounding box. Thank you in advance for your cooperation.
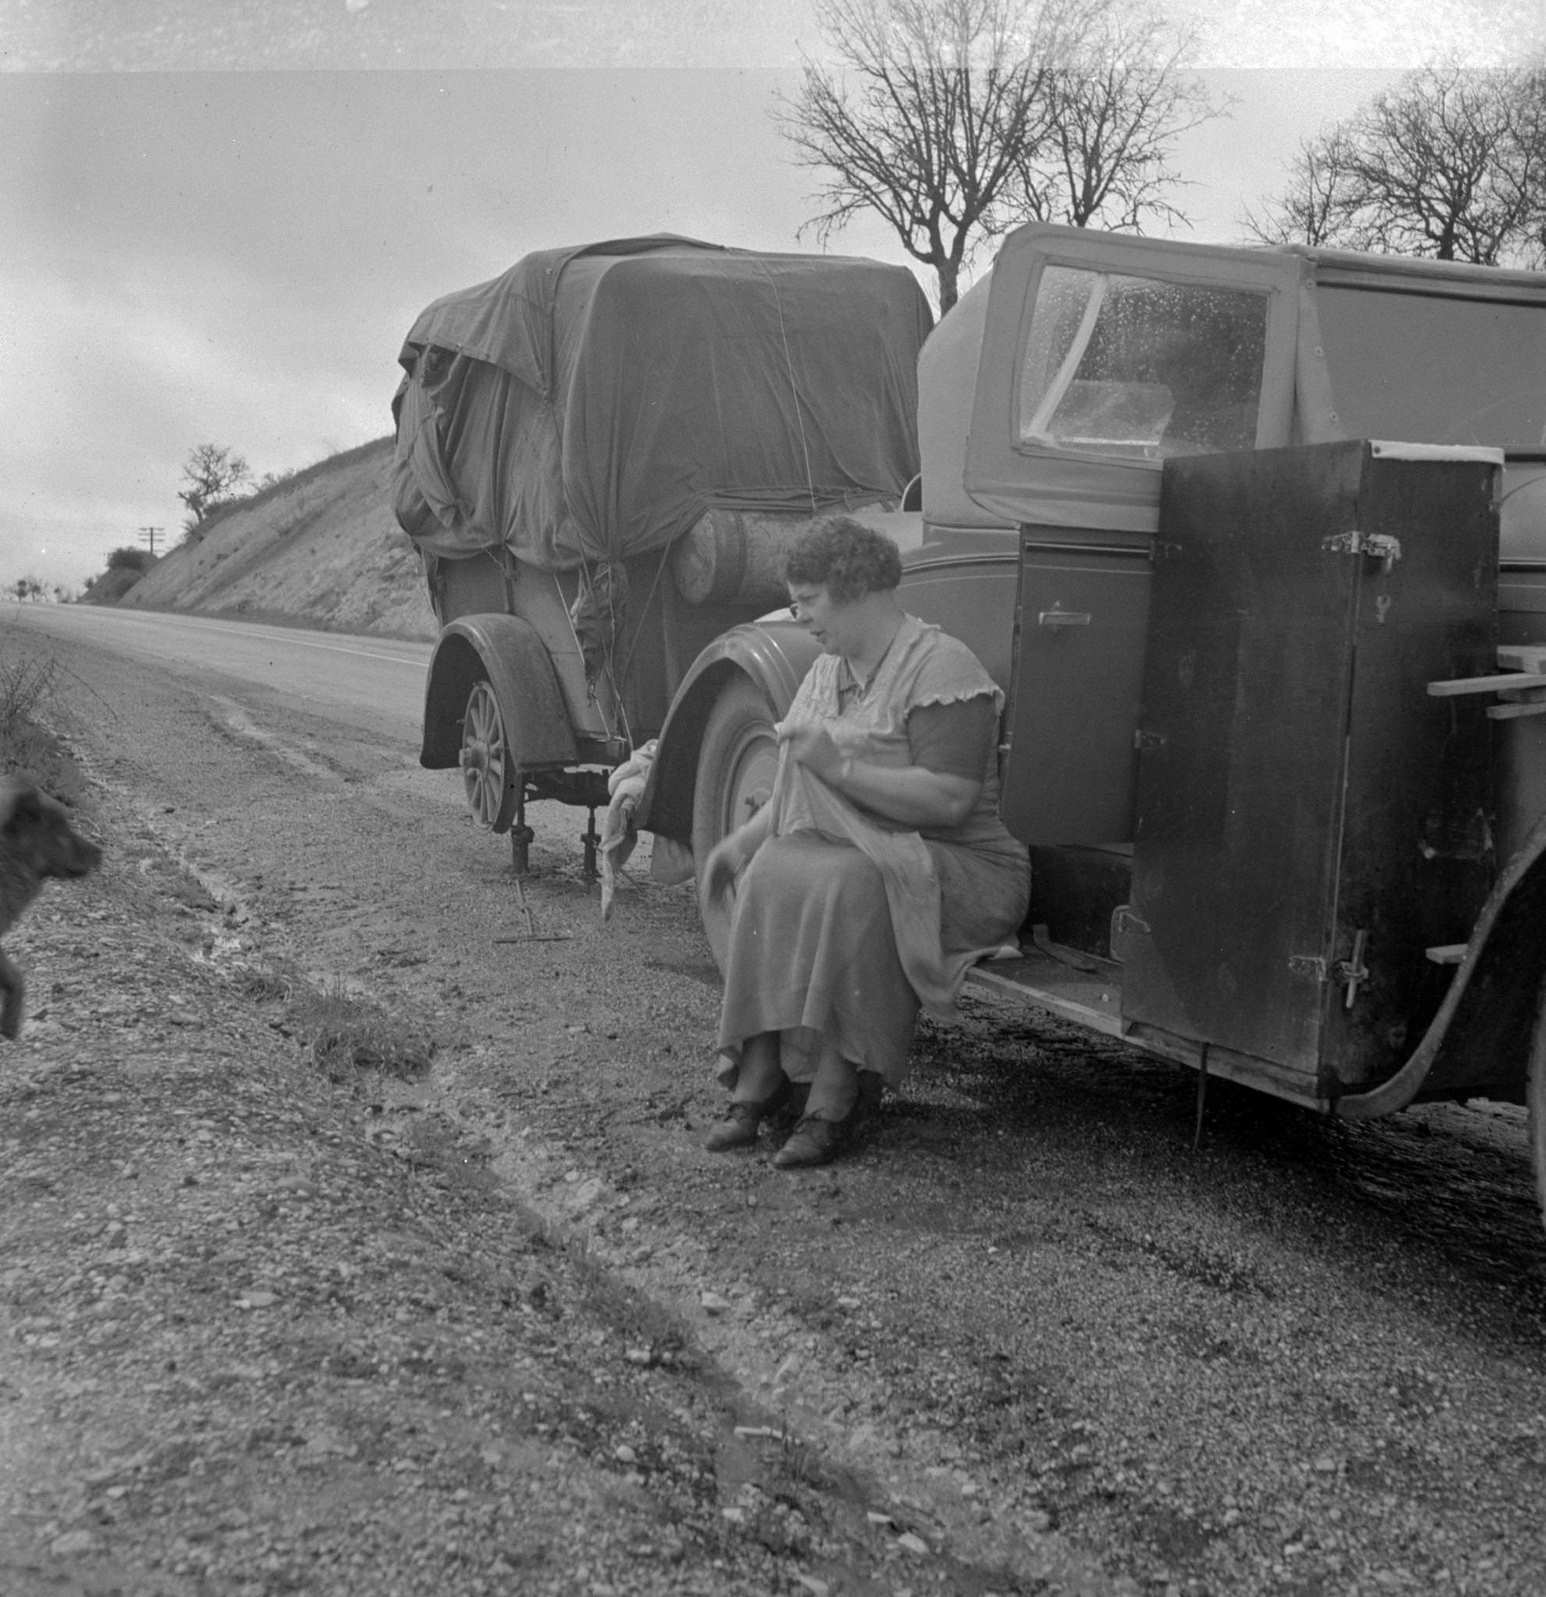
[116,439,436,641]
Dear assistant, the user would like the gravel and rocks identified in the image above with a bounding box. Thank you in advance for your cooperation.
[5,613,1546,1596]
[2,771,1073,1597]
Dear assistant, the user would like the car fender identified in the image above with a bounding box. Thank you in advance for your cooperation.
[1334,811,1546,1117]
[637,619,818,844]
[419,613,576,771]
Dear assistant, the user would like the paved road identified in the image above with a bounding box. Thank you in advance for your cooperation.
[5,602,431,748]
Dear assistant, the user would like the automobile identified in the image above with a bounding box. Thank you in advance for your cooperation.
[633,223,1546,1228]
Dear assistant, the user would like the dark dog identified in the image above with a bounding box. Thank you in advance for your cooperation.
[0,777,103,1039]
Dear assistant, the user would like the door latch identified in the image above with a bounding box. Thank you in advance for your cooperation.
[1289,931,1370,1009]
[1334,929,1371,1010]
[1322,529,1402,575]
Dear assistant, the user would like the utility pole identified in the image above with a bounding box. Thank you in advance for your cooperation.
[138,525,164,557]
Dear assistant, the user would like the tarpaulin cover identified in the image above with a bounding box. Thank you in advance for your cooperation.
[392,235,932,571]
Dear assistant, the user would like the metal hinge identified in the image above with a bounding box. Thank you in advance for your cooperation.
[1109,905,1150,963]
[1322,529,1402,573]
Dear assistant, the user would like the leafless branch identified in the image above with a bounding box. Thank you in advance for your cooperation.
[1246,62,1546,266]
[772,0,1222,310]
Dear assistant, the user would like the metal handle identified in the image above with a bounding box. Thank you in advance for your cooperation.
[1038,608,1092,627]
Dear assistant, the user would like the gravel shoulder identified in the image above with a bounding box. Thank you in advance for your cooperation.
[2,766,1077,1597]
[5,615,1546,1597]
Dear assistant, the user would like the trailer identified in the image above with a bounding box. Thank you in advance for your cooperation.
[392,234,932,873]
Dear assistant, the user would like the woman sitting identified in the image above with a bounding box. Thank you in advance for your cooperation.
[700,516,1031,1168]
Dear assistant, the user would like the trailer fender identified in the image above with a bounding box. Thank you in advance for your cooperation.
[1335,812,1546,1118]
[636,619,818,846]
[418,613,576,772]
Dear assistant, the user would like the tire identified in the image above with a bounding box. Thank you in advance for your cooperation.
[1530,988,1546,1238]
[459,676,518,832]
[691,676,779,966]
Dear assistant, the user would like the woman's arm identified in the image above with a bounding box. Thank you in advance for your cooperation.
[779,724,981,829]
[700,801,775,897]
[832,756,980,829]
[725,801,775,860]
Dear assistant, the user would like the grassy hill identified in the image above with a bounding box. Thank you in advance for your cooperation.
[116,437,437,641]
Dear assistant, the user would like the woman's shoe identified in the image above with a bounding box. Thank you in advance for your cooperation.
[772,1114,847,1169]
[765,1078,809,1136]
[849,1071,884,1138]
[703,1101,766,1152]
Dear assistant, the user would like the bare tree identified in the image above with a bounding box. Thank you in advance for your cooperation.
[1247,64,1546,265]
[1031,3,1219,232]
[774,0,1221,311]
[177,443,253,532]
[1243,129,1362,249]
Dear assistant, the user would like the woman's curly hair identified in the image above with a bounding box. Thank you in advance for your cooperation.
[782,515,902,604]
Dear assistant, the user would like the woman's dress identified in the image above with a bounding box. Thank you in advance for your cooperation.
[712,614,1030,1089]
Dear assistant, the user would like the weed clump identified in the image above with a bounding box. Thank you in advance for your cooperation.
[0,638,88,802]
[0,643,54,729]
[0,644,58,768]
[284,977,435,1084]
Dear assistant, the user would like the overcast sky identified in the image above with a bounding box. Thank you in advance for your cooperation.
[2,0,1543,591]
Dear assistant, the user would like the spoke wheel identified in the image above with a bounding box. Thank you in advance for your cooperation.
[459,677,518,832]
[691,676,779,967]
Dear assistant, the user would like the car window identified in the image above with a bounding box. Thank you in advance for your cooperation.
[1017,265,1270,459]
[1316,286,1546,451]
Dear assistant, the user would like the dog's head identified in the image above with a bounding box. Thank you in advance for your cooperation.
[0,777,104,880]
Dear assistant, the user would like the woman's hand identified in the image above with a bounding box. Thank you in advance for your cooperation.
[778,723,845,783]
[701,805,775,899]
[702,834,749,900]
[699,811,766,900]
[785,734,982,829]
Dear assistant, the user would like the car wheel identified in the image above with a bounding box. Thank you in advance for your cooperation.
[690,676,779,965]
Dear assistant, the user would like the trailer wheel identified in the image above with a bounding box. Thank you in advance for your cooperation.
[691,676,779,964]
[459,677,518,833]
